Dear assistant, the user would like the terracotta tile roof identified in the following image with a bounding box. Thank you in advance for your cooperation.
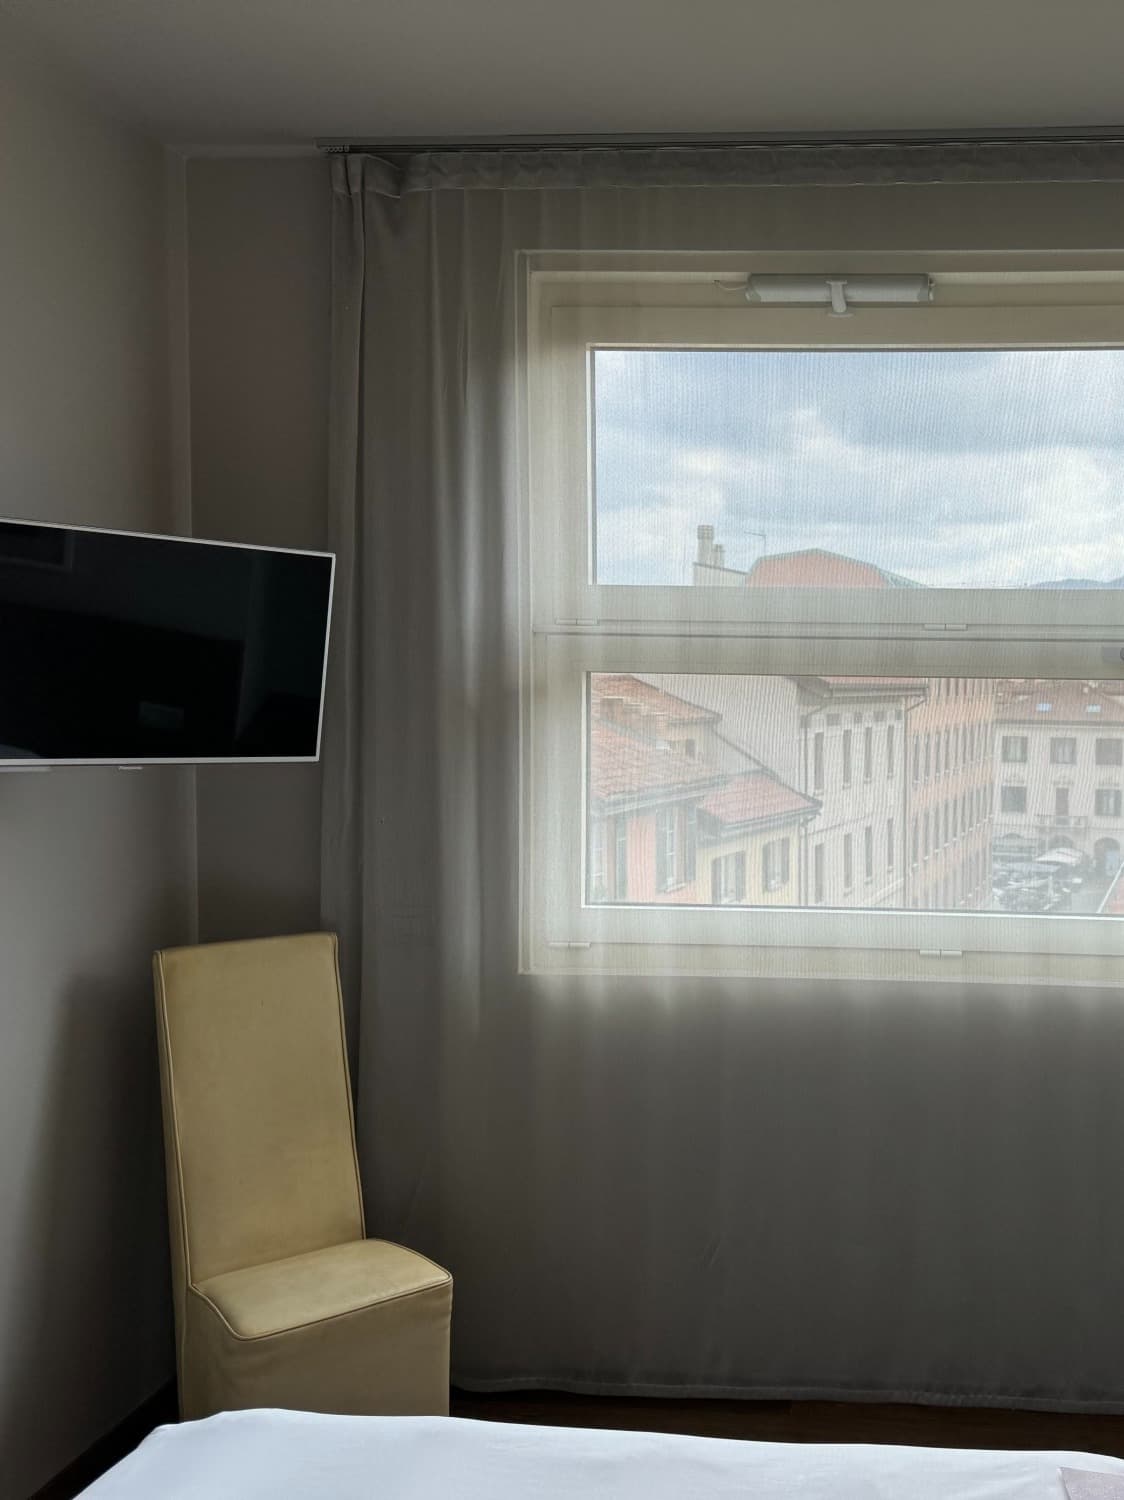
[996,683,1124,725]
[699,770,819,829]
[744,549,924,590]
[589,720,721,805]
[592,674,719,724]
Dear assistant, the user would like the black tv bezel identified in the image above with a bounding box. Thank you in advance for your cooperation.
[0,517,335,768]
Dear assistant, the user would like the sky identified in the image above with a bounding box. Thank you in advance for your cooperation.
[591,348,1124,588]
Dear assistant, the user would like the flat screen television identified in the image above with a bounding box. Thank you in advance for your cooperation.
[0,519,334,766]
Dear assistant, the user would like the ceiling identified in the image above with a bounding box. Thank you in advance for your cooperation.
[4,0,1124,149]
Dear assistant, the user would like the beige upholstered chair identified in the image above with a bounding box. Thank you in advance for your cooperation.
[153,932,452,1421]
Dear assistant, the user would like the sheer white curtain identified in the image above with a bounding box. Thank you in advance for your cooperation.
[322,148,1124,1405]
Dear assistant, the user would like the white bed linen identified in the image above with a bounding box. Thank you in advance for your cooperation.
[78,1409,1124,1500]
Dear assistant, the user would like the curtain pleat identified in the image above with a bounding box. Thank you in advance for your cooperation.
[322,154,1124,1406]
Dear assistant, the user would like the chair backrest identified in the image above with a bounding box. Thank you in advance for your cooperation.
[153,933,365,1302]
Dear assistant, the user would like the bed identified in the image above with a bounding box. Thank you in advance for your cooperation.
[78,1409,1124,1498]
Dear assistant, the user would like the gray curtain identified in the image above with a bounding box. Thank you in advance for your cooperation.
[322,148,1124,1406]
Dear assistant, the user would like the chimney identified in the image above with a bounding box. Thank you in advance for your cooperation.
[696,524,717,566]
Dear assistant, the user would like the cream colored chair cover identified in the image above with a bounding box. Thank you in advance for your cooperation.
[154,932,451,1419]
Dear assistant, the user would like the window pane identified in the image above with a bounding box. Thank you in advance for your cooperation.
[588,673,1124,915]
[591,349,1124,588]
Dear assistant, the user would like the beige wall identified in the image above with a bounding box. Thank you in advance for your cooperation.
[185,157,331,942]
[0,23,195,1498]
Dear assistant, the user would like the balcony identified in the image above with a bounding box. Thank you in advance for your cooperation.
[1034,814,1090,831]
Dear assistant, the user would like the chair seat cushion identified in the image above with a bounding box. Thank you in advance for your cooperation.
[196,1239,451,1340]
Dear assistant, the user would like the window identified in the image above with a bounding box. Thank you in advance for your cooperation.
[528,267,1124,982]
[712,851,747,905]
[1096,738,1124,766]
[1096,789,1123,817]
[655,807,679,891]
[1056,787,1070,817]
[614,816,629,900]
[1050,737,1078,765]
[1001,785,1028,814]
[684,805,698,884]
[589,818,608,900]
[762,838,791,893]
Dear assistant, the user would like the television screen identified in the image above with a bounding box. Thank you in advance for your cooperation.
[0,520,334,765]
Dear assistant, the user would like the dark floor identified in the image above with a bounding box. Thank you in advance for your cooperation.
[451,1387,1124,1456]
[38,1386,1124,1498]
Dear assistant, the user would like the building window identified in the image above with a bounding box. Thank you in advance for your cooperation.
[1001,735,1028,763]
[1056,786,1070,818]
[911,816,919,867]
[813,731,825,793]
[923,810,931,859]
[1096,738,1124,766]
[886,723,895,778]
[1001,785,1028,814]
[762,838,791,893]
[614,816,629,900]
[864,824,874,881]
[925,734,932,780]
[843,833,854,891]
[655,807,679,891]
[813,842,825,905]
[1096,789,1123,817]
[842,729,853,788]
[1050,737,1078,765]
[589,818,608,900]
[886,817,895,870]
[863,726,873,782]
[711,851,747,904]
[912,738,920,783]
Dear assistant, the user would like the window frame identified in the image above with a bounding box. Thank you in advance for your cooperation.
[534,293,1124,638]
[523,264,1124,983]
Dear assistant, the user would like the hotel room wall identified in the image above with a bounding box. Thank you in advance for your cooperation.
[0,22,195,1498]
[185,157,331,946]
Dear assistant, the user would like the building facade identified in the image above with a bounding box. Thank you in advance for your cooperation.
[993,681,1124,876]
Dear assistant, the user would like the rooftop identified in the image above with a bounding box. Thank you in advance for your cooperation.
[592,674,720,725]
[699,771,820,830]
[996,684,1124,725]
[589,719,721,806]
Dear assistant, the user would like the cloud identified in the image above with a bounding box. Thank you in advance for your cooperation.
[592,348,1124,586]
